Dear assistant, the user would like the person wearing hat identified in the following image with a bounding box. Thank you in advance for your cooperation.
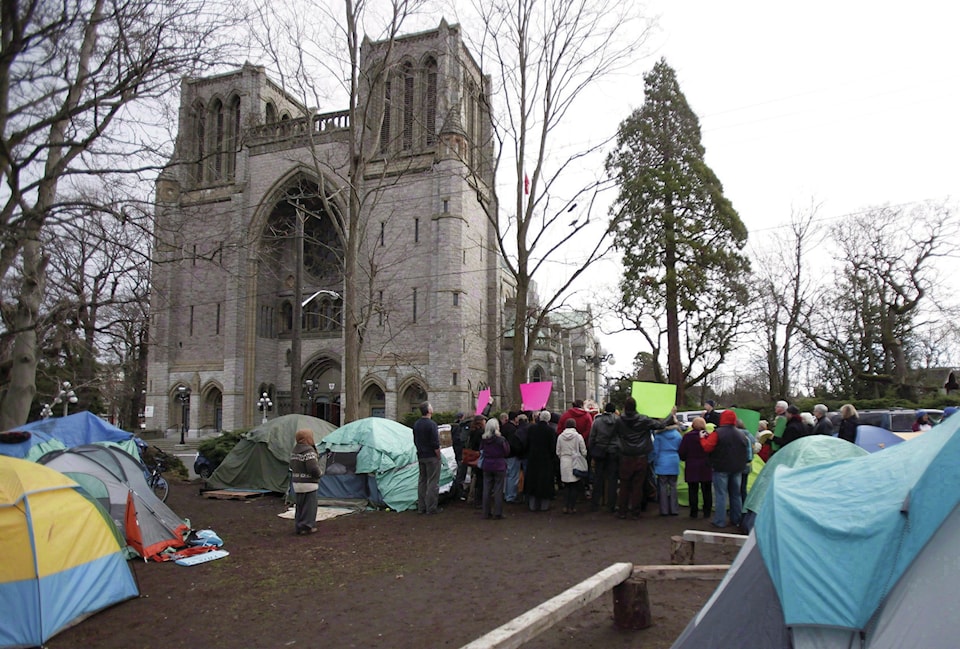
[702,400,721,427]
[912,410,933,432]
[699,410,748,529]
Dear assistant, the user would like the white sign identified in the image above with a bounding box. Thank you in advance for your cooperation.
[144,405,154,418]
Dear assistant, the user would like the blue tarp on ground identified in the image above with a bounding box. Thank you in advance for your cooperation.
[756,415,960,629]
[0,412,135,461]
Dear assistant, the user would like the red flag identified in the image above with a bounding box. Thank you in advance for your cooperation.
[524,173,529,195]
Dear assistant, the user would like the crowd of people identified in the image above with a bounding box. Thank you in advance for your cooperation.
[438,398,760,528]
[287,399,958,535]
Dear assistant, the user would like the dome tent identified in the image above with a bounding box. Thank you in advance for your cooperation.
[0,456,138,648]
[205,414,338,493]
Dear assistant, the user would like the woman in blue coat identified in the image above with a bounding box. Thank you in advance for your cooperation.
[652,423,683,516]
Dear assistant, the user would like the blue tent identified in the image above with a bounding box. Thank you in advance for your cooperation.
[0,412,136,461]
[672,415,960,648]
[855,424,904,453]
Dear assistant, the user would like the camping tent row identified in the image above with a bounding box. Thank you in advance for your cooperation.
[0,456,138,648]
[671,415,960,649]
[207,415,453,512]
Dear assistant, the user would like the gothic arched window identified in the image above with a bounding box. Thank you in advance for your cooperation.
[401,62,414,150]
[192,100,205,184]
[423,57,438,147]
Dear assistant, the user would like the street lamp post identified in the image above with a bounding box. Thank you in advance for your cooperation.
[54,381,78,417]
[176,385,191,445]
[257,392,273,424]
[304,379,318,416]
[579,341,615,403]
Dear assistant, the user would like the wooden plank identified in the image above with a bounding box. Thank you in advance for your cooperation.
[460,562,633,649]
[202,489,266,500]
[681,529,747,546]
[632,564,730,580]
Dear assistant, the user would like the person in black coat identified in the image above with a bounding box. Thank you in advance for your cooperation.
[524,410,558,511]
[837,404,859,444]
[779,406,810,448]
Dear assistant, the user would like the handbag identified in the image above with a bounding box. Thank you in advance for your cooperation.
[461,448,480,467]
[572,453,589,479]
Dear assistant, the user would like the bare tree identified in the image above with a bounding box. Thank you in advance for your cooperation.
[748,205,820,401]
[802,202,957,399]
[0,0,239,428]
[458,0,653,404]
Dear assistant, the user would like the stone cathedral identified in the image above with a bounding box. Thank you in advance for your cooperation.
[145,21,600,435]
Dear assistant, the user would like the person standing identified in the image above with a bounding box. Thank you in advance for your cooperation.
[558,399,594,446]
[525,410,558,511]
[837,404,860,444]
[679,417,712,519]
[700,409,747,529]
[502,411,523,504]
[652,423,683,516]
[615,398,676,519]
[557,419,588,514]
[289,429,323,535]
[702,400,721,427]
[413,402,441,515]
[451,412,470,499]
[779,405,809,448]
[769,400,789,454]
[812,404,834,436]
[588,403,620,512]
[480,417,510,519]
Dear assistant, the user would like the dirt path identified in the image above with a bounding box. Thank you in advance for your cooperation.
[51,482,737,649]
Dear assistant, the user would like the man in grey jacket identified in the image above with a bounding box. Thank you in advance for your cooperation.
[588,403,620,512]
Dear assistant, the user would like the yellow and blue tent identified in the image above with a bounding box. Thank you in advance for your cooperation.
[0,456,138,648]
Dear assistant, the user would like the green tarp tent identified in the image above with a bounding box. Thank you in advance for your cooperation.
[206,414,338,493]
[318,417,453,512]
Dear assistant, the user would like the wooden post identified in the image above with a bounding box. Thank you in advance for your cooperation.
[612,576,652,630]
[670,535,695,565]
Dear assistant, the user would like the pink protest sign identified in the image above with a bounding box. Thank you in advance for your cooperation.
[475,389,491,415]
[519,382,552,411]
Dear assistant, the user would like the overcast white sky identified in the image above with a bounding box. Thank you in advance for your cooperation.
[590,0,960,370]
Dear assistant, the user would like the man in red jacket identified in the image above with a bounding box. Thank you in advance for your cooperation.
[558,400,594,445]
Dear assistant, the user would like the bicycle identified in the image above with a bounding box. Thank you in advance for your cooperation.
[146,446,170,502]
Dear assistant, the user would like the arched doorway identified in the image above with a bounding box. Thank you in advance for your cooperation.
[201,385,223,432]
[303,358,341,425]
[362,382,386,418]
[399,380,428,416]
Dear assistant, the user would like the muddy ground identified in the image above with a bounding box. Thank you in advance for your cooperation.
[51,481,738,649]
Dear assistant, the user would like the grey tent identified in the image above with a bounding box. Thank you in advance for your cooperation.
[206,414,338,493]
[671,418,960,649]
[38,444,189,560]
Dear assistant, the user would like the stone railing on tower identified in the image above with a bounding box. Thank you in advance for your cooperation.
[246,110,351,153]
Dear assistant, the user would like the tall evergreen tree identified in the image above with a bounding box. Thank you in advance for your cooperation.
[606,59,750,405]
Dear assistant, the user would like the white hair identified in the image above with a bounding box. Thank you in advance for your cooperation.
[813,404,828,416]
[538,410,551,422]
[483,417,500,438]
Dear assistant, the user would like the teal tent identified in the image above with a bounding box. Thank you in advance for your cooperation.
[206,414,338,493]
[318,418,453,512]
[672,416,960,648]
[0,411,138,461]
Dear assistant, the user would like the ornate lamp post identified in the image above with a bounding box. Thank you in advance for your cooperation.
[257,392,273,424]
[304,379,318,416]
[579,341,615,403]
[176,385,191,445]
[54,381,79,417]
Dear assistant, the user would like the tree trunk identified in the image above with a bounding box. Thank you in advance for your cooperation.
[0,238,46,430]
[664,205,683,405]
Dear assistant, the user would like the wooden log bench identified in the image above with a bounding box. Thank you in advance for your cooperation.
[459,562,731,648]
[670,529,747,565]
